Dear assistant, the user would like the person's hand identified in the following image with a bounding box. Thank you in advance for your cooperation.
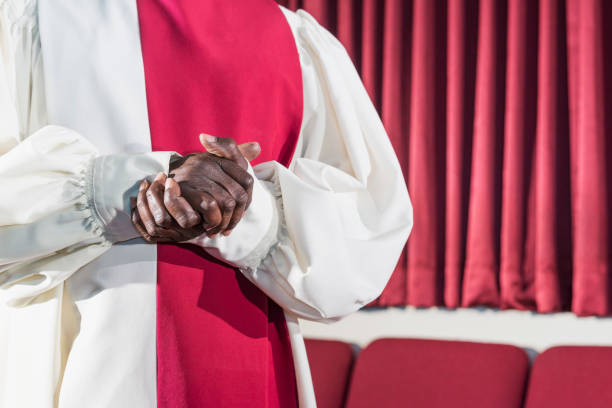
[169,135,260,235]
[131,135,261,243]
[131,174,205,243]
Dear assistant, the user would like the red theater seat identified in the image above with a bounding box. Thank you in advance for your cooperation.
[345,338,529,408]
[305,339,355,408]
[524,346,612,408]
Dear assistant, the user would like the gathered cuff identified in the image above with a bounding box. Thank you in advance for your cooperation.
[236,179,283,272]
[76,158,107,240]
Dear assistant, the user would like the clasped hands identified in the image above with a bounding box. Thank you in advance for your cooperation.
[131,134,261,243]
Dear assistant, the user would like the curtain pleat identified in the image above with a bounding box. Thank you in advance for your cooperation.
[566,0,611,315]
[530,0,573,313]
[276,0,612,316]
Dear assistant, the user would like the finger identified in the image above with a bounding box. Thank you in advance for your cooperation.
[146,173,173,228]
[218,159,254,210]
[132,206,152,242]
[237,142,261,162]
[199,134,248,169]
[132,203,170,243]
[181,184,223,235]
[164,177,201,228]
[205,169,248,234]
[190,181,235,235]
[137,180,157,237]
[212,185,236,235]
[137,179,183,241]
[209,169,249,234]
[131,196,152,241]
[214,194,235,235]
[217,159,254,190]
[221,187,246,235]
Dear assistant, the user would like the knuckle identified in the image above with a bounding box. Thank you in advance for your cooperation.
[235,190,248,205]
[159,216,172,228]
[201,198,218,211]
[152,209,168,224]
[221,197,236,210]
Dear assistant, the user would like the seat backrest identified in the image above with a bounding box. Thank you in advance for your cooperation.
[524,346,612,408]
[345,338,529,408]
[305,338,355,408]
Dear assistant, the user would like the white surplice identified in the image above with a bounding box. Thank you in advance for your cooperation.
[0,1,413,407]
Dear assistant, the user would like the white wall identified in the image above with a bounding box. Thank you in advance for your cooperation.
[300,307,612,355]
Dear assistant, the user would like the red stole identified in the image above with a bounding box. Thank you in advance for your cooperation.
[136,1,303,406]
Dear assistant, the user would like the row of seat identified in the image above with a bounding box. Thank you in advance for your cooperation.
[304,338,612,408]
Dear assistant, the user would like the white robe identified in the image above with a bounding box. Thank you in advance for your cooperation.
[0,1,413,407]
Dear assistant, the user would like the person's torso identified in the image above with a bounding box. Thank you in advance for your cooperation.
[37,1,303,406]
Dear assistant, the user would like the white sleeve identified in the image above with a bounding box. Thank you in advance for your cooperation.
[0,2,173,306]
[191,9,413,321]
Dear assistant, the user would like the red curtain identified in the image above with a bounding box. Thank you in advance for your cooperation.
[277,0,612,316]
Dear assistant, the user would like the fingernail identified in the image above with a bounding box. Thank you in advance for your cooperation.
[222,230,232,236]
[209,233,218,239]
[200,133,215,144]
[165,178,172,189]
[154,172,165,182]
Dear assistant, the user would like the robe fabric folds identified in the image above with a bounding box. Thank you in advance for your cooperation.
[0,1,413,407]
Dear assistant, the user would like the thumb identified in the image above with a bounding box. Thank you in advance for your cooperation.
[237,142,261,162]
[199,133,226,157]
[199,133,261,162]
